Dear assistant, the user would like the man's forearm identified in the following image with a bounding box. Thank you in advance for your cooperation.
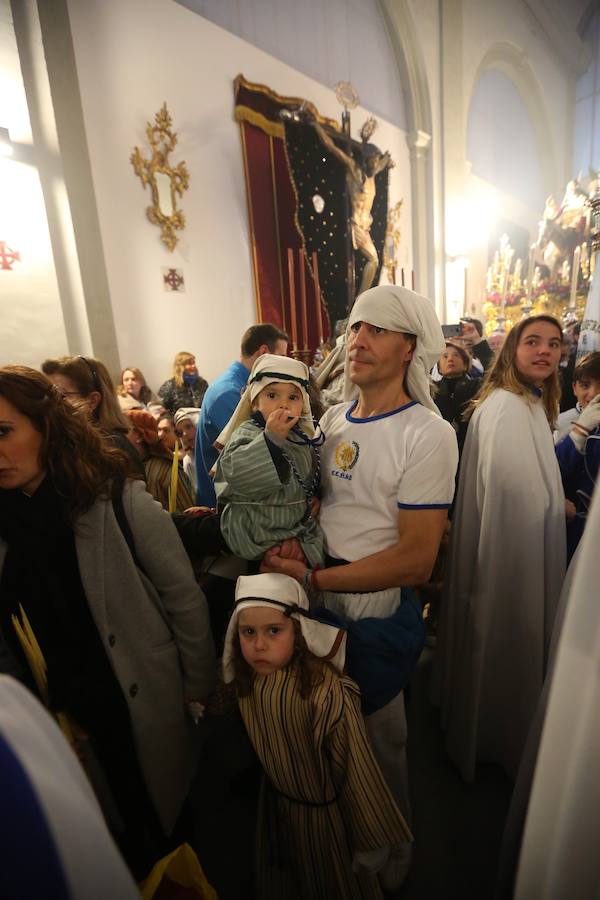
[316,541,436,593]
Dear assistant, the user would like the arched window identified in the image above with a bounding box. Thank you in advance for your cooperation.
[466,69,544,211]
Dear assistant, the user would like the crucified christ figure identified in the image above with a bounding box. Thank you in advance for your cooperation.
[306,111,394,294]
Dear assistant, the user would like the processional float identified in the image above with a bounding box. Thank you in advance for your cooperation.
[484,176,600,356]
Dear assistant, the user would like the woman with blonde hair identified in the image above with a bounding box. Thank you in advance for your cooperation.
[158,352,208,414]
[0,366,215,876]
[433,315,567,783]
[116,366,161,414]
[41,355,144,477]
[125,409,194,513]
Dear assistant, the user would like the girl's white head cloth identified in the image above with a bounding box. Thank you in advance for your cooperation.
[222,573,346,683]
[344,285,445,415]
[216,354,314,448]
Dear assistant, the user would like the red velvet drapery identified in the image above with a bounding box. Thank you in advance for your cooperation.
[235,75,333,355]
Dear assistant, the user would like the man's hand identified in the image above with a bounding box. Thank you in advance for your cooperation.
[565,498,577,521]
[460,321,482,345]
[263,538,306,563]
[571,394,600,452]
[262,555,307,583]
[183,506,215,516]
[265,408,300,441]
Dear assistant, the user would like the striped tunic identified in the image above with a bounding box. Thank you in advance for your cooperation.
[239,665,412,899]
[145,454,194,513]
[215,420,324,566]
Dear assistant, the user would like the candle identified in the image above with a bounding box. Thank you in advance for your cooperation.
[513,258,522,286]
[287,248,298,351]
[411,270,415,290]
[580,241,588,276]
[401,268,405,286]
[299,249,308,350]
[526,245,535,301]
[570,245,581,309]
[311,251,324,346]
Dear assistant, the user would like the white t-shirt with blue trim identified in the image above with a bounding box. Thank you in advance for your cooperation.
[319,399,458,561]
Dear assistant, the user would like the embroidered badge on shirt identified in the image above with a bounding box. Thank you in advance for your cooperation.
[331,440,360,479]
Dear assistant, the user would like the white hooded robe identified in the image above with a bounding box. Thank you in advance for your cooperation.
[433,388,566,781]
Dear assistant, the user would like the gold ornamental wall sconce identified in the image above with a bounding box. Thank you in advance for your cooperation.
[130,103,189,252]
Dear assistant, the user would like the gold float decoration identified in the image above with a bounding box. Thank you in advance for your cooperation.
[483,176,597,335]
[383,200,403,281]
[130,103,189,252]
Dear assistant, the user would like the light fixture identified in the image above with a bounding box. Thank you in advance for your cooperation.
[0,127,14,158]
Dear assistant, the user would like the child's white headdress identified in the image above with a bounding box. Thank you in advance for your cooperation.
[216,354,314,448]
[222,573,346,683]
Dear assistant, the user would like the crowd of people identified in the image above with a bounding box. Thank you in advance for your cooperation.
[0,292,598,898]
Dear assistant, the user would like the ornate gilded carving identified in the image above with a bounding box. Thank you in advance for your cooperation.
[130,103,189,252]
[383,200,403,280]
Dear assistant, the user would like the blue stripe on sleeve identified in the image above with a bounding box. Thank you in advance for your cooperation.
[397,502,452,509]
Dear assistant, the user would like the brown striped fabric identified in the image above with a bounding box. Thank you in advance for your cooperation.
[238,664,412,899]
[144,455,194,513]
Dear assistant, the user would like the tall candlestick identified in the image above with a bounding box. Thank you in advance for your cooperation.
[570,245,581,310]
[526,245,535,302]
[287,248,298,351]
[299,249,308,350]
[411,270,415,291]
[401,268,405,286]
[311,251,324,346]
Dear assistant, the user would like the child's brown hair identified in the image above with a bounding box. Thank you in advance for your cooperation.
[573,351,600,384]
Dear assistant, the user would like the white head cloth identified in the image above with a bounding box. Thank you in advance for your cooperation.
[222,573,346,683]
[216,354,314,448]
[344,285,445,415]
[173,407,201,428]
[313,334,347,389]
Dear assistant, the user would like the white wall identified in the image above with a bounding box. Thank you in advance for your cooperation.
[65,0,412,389]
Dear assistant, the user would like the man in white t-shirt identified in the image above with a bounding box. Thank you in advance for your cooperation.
[266,284,458,890]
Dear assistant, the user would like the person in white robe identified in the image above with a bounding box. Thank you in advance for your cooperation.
[513,478,600,900]
[0,675,139,900]
[432,315,567,782]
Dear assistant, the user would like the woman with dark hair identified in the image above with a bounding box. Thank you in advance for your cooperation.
[158,352,208,414]
[41,355,145,478]
[116,366,161,414]
[433,316,567,783]
[126,409,194,513]
[0,366,215,875]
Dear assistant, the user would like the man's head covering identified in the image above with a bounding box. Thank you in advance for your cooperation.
[222,573,346,683]
[344,285,445,414]
[173,407,201,428]
[217,354,315,448]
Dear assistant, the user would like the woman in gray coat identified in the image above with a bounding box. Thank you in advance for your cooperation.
[0,365,215,875]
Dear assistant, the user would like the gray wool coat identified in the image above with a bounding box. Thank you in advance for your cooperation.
[0,479,216,835]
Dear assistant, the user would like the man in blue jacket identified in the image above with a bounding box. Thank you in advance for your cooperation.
[195,324,288,507]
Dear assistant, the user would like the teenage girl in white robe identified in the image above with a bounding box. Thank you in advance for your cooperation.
[432,315,567,782]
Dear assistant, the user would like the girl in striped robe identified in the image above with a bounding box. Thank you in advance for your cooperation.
[222,573,412,900]
[214,355,324,566]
